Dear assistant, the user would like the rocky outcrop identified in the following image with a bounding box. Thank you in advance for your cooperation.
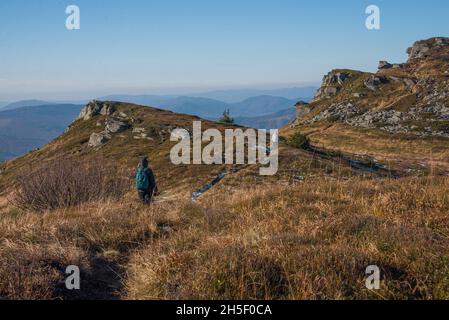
[407,37,449,61]
[75,100,134,147]
[364,75,388,90]
[78,100,117,120]
[295,101,311,119]
[293,38,449,138]
[88,132,111,147]
[313,71,353,101]
[378,61,405,71]
[105,119,131,134]
[306,103,362,123]
[304,98,449,137]
[378,61,392,70]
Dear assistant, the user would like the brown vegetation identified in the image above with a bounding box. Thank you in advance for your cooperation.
[126,176,449,300]
[0,102,448,300]
[10,158,130,212]
[3,172,446,299]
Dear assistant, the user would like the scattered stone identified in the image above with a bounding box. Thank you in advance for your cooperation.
[105,119,131,134]
[307,103,362,123]
[292,175,305,182]
[132,127,146,134]
[378,61,392,69]
[364,75,388,90]
[118,112,128,119]
[403,78,416,87]
[88,132,111,147]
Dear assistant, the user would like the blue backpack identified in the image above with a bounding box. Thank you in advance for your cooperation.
[135,168,150,190]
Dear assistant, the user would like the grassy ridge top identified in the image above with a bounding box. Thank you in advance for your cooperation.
[0,102,238,196]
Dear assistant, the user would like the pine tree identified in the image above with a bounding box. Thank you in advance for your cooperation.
[218,109,234,124]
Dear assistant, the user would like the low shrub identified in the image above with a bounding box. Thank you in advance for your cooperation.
[286,133,310,149]
[11,158,130,212]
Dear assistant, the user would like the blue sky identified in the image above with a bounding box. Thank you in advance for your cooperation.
[0,0,448,100]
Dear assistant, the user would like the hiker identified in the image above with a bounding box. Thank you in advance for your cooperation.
[135,157,157,204]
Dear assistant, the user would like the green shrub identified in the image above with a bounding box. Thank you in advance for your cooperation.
[286,133,310,150]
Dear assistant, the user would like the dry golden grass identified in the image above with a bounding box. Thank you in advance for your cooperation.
[1,168,448,300]
[0,196,182,299]
[282,122,449,174]
[1,102,448,300]
[125,175,449,300]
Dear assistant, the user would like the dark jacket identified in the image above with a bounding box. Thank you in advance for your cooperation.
[137,157,157,191]
[144,167,156,191]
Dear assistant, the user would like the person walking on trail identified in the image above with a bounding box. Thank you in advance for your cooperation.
[135,157,157,204]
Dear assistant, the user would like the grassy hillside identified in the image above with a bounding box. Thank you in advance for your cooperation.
[0,101,448,300]
[0,102,241,195]
[283,38,449,176]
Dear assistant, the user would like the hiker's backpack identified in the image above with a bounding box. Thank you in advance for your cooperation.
[135,168,150,190]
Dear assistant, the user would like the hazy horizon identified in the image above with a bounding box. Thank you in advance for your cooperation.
[0,83,320,103]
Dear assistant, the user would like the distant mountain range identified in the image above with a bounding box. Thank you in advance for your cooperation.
[0,102,10,109]
[234,108,296,129]
[186,86,317,103]
[1,100,55,111]
[100,95,301,119]
[1,87,316,114]
[0,86,317,161]
[0,104,83,161]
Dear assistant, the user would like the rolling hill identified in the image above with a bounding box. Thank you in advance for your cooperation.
[234,107,296,129]
[0,95,298,161]
[187,86,317,103]
[0,100,54,111]
[100,94,299,119]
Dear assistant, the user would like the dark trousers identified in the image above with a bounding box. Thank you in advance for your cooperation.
[138,188,154,204]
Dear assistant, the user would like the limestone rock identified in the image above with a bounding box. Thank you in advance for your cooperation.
[295,101,311,118]
[100,103,116,116]
[364,75,388,90]
[313,71,353,101]
[407,37,449,61]
[77,100,116,120]
[407,42,430,60]
[88,132,111,147]
[378,61,392,70]
[293,38,449,138]
[105,119,131,134]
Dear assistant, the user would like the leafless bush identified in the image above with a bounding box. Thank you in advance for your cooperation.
[11,158,130,212]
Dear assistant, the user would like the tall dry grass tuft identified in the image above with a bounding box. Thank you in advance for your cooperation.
[11,158,130,212]
[0,197,185,299]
